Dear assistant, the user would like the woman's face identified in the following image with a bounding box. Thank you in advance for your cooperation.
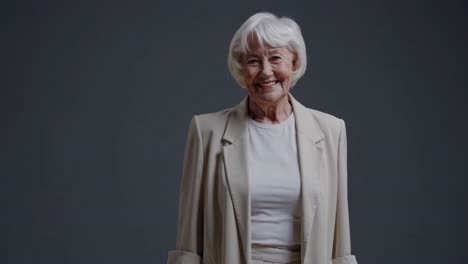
[241,42,296,105]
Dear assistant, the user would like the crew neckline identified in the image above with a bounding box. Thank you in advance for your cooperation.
[248,113,295,129]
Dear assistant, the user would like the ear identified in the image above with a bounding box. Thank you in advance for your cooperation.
[239,76,247,89]
[292,55,298,71]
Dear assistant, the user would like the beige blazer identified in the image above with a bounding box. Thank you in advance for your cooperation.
[167,94,358,264]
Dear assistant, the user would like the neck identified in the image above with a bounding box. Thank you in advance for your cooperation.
[248,95,292,124]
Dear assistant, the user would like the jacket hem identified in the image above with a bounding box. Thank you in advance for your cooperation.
[331,255,358,264]
[167,250,202,264]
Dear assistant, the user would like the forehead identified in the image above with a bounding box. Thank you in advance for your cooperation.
[244,45,291,56]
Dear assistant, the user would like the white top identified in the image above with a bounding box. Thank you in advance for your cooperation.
[247,113,302,247]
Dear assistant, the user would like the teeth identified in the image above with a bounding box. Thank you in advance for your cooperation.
[258,81,276,87]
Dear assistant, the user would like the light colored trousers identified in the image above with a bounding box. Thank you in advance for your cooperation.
[251,245,301,264]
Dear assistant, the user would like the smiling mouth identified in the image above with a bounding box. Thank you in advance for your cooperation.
[256,81,279,87]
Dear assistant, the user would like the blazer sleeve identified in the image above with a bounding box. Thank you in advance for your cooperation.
[332,119,358,264]
[167,116,204,264]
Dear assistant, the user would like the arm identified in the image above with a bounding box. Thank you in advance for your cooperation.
[332,119,358,264]
[167,116,204,264]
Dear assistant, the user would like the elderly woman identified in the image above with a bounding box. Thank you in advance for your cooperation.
[167,12,358,264]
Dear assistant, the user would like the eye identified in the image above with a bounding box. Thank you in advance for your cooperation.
[247,58,260,65]
[270,56,282,62]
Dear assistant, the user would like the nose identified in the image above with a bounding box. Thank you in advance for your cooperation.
[260,61,273,77]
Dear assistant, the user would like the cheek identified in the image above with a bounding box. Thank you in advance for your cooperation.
[276,72,291,82]
[277,65,294,81]
[244,69,258,81]
[241,73,254,89]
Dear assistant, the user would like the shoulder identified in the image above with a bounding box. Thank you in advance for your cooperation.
[193,107,231,127]
[309,108,344,132]
[298,104,346,142]
[290,94,345,137]
[188,107,233,138]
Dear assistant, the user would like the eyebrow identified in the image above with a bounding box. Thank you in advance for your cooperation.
[244,49,284,57]
[268,48,282,52]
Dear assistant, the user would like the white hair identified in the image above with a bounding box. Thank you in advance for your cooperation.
[227,12,307,88]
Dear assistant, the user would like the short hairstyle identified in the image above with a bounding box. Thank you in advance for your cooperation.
[227,12,307,88]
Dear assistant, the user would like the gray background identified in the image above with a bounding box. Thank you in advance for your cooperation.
[3,0,468,263]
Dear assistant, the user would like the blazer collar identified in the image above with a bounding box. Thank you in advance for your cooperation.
[221,93,325,263]
[222,93,325,144]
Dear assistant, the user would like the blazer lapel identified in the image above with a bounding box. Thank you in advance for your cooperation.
[222,97,251,263]
[290,94,325,262]
[222,94,325,263]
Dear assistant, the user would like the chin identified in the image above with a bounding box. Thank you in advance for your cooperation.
[256,94,283,103]
[249,86,288,103]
